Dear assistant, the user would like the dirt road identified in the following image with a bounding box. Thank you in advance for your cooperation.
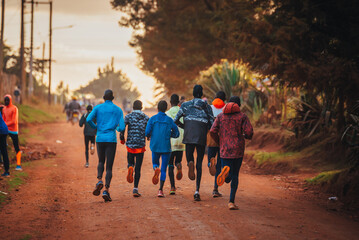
[1,122,358,240]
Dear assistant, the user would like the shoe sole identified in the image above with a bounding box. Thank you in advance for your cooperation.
[152,168,161,185]
[92,182,103,196]
[213,194,222,198]
[209,157,216,176]
[15,168,23,171]
[133,193,141,198]
[228,204,239,210]
[217,166,230,187]
[194,196,201,201]
[158,194,165,198]
[127,166,134,183]
[188,161,195,181]
[169,191,176,195]
[176,169,183,181]
[102,194,112,202]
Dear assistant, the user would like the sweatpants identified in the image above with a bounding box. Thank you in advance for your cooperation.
[84,135,95,163]
[8,133,20,153]
[152,152,170,181]
[222,158,243,203]
[96,142,117,188]
[185,143,206,191]
[168,151,183,188]
[127,152,144,188]
[208,146,222,190]
[0,134,9,173]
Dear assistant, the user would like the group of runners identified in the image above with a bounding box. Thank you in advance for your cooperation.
[82,85,253,210]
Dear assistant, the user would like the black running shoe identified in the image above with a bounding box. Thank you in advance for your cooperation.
[92,180,103,196]
[212,189,222,198]
[133,188,141,197]
[102,190,112,202]
[194,193,201,201]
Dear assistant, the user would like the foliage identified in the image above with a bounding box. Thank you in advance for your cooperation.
[75,62,140,102]
[18,105,56,124]
[305,170,343,185]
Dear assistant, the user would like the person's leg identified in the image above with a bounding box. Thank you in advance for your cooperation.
[207,146,216,166]
[195,144,206,192]
[84,136,90,164]
[90,136,95,154]
[214,147,221,190]
[127,152,135,183]
[93,142,105,196]
[159,153,170,191]
[9,134,21,168]
[152,152,161,185]
[168,152,176,188]
[104,143,117,190]
[134,153,144,188]
[185,144,196,180]
[229,158,243,203]
[175,151,184,180]
[0,134,10,173]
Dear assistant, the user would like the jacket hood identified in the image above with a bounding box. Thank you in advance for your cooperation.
[223,102,241,114]
[212,98,225,109]
[4,94,13,106]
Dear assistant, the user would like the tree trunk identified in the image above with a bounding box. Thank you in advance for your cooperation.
[337,89,345,132]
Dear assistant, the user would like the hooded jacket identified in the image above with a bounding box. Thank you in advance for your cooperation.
[210,102,253,159]
[79,112,97,136]
[174,98,214,146]
[123,110,149,149]
[2,95,19,134]
[0,112,9,135]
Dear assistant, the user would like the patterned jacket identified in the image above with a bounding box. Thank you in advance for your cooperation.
[123,110,149,149]
[210,102,253,159]
[174,98,214,146]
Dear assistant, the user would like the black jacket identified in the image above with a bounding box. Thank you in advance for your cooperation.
[79,113,97,136]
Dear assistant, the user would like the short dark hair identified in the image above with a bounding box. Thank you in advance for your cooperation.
[86,105,93,111]
[170,94,179,106]
[103,89,114,101]
[193,85,203,98]
[215,91,226,102]
[158,100,168,112]
[133,100,142,110]
[229,96,241,107]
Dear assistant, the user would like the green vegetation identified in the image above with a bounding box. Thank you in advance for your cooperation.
[7,172,28,191]
[305,170,344,185]
[20,234,33,240]
[251,151,300,166]
[18,105,56,124]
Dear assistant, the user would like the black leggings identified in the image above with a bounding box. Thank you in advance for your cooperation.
[0,134,9,172]
[127,152,144,188]
[185,144,206,191]
[84,135,95,162]
[96,142,117,188]
[9,133,20,153]
[168,151,183,188]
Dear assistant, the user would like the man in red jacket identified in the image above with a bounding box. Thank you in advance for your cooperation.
[210,96,253,210]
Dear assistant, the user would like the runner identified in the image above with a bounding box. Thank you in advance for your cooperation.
[87,89,125,202]
[79,105,97,168]
[120,100,149,197]
[0,110,10,177]
[210,96,253,210]
[174,85,214,201]
[207,91,226,198]
[145,100,179,197]
[2,95,22,171]
[166,94,185,195]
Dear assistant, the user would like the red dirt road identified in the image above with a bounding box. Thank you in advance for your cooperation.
[1,122,358,240]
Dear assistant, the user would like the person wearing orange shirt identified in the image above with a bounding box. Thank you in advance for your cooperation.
[2,95,22,171]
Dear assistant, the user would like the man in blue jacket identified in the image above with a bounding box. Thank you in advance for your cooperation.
[87,89,125,202]
[145,100,179,197]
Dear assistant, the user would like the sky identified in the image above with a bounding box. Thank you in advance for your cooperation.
[3,0,156,105]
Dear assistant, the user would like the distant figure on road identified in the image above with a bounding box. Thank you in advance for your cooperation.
[210,96,253,210]
[63,102,70,122]
[120,100,149,197]
[68,96,81,114]
[87,89,125,202]
[2,95,22,171]
[79,105,97,168]
[122,97,132,114]
[13,86,21,104]
[145,100,179,198]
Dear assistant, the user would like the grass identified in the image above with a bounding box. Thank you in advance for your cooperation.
[7,171,29,191]
[249,150,302,165]
[18,105,56,124]
[305,170,344,185]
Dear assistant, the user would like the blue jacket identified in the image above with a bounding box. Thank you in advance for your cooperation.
[145,112,179,153]
[87,100,125,143]
[0,114,8,135]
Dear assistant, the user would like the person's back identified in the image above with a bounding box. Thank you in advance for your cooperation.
[69,98,81,112]
[79,105,97,167]
[125,110,149,149]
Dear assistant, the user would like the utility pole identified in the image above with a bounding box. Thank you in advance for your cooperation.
[28,0,34,96]
[41,41,45,84]
[48,0,52,105]
[20,0,26,101]
[0,0,5,73]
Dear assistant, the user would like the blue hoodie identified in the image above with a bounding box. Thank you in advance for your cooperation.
[0,113,8,135]
[87,100,125,143]
[145,111,179,153]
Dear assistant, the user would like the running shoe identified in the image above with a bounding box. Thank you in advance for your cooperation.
[212,189,222,198]
[85,162,89,168]
[1,172,10,177]
[102,190,112,202]
[217,166,230,187]
[90,143,95,155]
[15,165,23,171]
[169,187,176,195]
[133,188,141,197]
[157,190,165,198]
[188,161,195,181]
[228,202,239,210]
[176,163,183,180]
[209,157,216,176]
[127,166,134,183]
[92,180,104,196]
[194,193,201,201]
[152,168,161,185]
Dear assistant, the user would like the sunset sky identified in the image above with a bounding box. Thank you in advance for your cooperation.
[4,0,156,104]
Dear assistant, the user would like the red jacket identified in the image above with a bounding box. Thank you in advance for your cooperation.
[210,102,253,159]
[2,95,19,133]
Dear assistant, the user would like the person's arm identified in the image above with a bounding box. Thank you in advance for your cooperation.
[170,119,180,138]
[116,109,126,132]
[209,117,220,145]
[242,114,254,140]
[207,104,215,127]
[174,107,185,129]
[79,114,86,127]
[86,107,97,129]
[145,117,153,139]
